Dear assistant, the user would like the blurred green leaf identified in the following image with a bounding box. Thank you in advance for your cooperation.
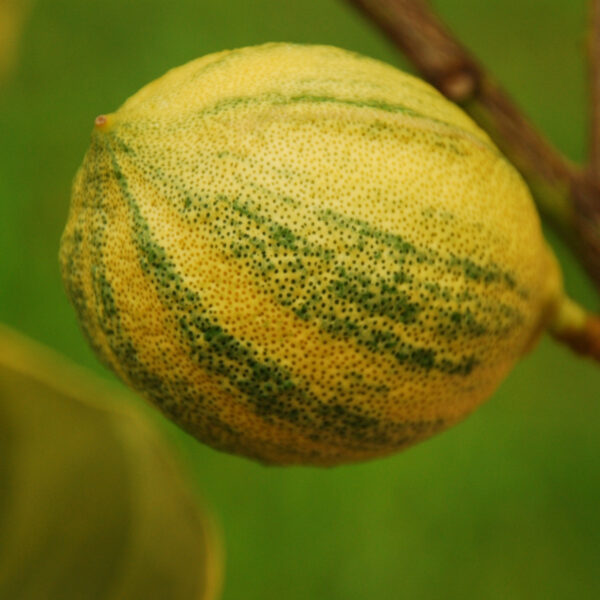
[0,324,223,600]
[0,0,33,84]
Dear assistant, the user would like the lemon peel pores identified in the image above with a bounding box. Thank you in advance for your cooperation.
[60,43,563,466]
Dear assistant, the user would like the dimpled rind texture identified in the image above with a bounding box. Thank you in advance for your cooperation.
[60,43,562,466]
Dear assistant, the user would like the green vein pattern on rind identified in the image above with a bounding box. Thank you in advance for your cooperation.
[110,132,525,378]
[103,140,447,448]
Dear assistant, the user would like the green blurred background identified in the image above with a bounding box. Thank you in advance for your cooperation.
[1,0,599,598]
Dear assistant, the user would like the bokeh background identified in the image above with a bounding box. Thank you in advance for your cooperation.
[1,0,599,598]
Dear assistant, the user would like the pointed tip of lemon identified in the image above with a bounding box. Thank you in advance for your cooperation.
[94,113,115,132]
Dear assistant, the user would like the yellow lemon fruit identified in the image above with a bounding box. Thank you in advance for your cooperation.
[60,43,564,466]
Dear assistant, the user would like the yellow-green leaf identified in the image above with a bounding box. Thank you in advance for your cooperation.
[0,0,33,84]
[0,324,223,600]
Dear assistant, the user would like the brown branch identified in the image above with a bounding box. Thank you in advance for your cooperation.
[577,0,600,284]
[589,0,600,180]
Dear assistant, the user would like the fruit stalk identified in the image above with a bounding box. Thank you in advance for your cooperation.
[577,0,600,291]
[548,297,600,361]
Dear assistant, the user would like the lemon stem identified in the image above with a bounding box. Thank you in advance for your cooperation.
[548,296,600,362]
